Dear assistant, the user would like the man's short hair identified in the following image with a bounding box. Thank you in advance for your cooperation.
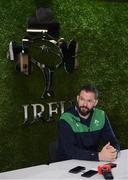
[79,84,99,99]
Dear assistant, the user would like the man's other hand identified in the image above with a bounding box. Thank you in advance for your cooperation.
[98,142,117,161]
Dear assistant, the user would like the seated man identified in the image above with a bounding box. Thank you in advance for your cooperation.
[57,84,120,161]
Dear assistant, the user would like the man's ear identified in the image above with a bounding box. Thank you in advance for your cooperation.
[77,95,79,102]
[94,99,98,106]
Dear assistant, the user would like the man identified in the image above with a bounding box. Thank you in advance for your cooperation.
[57,84,120,161]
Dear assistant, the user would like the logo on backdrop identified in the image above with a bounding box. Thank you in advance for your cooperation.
[22,100,73,125]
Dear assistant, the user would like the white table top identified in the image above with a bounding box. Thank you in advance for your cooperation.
[0,149,128,179]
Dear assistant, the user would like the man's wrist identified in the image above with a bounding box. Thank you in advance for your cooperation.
[98,152,103,161]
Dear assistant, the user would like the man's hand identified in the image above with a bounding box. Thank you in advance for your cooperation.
[98,142,117,161]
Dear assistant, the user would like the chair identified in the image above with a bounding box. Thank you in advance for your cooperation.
[48,139,58,163]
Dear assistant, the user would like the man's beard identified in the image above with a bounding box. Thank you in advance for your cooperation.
[76,103,91,116]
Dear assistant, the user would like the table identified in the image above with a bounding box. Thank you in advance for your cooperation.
[0,149,128,179]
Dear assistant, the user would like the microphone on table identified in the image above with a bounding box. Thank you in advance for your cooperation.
[98,164,114,179]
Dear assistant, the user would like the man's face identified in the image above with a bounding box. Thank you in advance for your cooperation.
[77,90,98,116]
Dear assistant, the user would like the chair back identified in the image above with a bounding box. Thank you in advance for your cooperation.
[49,139,58,163]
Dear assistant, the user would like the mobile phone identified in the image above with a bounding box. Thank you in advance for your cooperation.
[81,170,98,177]
[69,166,86,174]
[105,163,117,168]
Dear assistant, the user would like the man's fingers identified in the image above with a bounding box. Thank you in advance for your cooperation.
[109,151,117,161]
[107,148,117,153]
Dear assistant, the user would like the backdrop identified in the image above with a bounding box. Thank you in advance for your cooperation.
[0,0,128,172]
